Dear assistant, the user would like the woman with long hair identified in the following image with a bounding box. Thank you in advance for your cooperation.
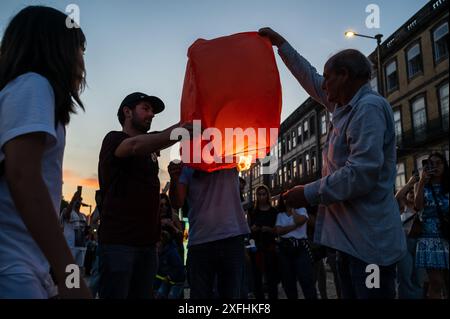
[415,152,449,299]
[248,185,279,299]
[0,6,90,298]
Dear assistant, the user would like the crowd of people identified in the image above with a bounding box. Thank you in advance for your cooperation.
[0,6,448,299]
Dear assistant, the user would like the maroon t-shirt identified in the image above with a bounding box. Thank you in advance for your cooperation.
[98,131,161,246]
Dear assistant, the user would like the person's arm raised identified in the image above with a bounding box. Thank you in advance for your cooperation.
[115,122,193,158]
[258,27,333,112]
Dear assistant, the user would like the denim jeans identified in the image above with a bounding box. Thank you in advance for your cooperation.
[98,244,158,299]
[278,239,317,299]
[397,237,425,299]
[187,235,245,299]
[336,251,396,299]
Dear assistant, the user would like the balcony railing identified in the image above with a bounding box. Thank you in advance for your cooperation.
[397,116,449,155]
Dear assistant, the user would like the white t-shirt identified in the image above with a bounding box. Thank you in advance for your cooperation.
[61,209,87,248]
[0,73,65,296]
[275,208,309,239]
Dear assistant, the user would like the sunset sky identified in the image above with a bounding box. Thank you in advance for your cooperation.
[0,0,429,214]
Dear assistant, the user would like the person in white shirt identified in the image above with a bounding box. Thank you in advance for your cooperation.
[0,6,91,298]
[60,193,88,269]
[275,197,317,299]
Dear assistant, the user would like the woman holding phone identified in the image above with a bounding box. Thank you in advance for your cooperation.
[414,152,449,299]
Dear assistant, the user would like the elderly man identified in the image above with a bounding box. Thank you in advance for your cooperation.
[259,28,406,299]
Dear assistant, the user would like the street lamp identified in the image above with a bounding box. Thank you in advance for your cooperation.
[345,30,384,96]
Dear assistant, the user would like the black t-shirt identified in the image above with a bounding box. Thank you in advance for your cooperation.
[98,131,161,246]
[248,206,278,249]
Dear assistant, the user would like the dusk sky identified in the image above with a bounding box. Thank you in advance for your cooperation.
[0,0,429,213]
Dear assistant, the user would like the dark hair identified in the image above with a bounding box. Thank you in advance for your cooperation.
[118,103,138,126]
[326,49,372,81]
[255,185,271,208]
[277,195,287,212]
[428,152,449,194]
[0,6,86,125]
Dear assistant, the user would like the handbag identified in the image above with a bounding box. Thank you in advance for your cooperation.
[406,213,423,239]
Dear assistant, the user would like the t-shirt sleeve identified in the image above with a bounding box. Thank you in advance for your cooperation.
[0,73,56,162]
[179,166,194,186]
[100,131,129,162]
[295,207,309,218]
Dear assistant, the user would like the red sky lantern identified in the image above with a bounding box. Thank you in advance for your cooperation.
[180,31,282,172]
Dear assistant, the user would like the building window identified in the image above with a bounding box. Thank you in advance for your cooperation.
[309,116,316,137]
[278,168,282,185]
[320,113,327,135]
[277,141,281,158]
[412,96,427,140]
[293,159,297,178]
[281,138,286,156]
[298,157,303,177]
[385,60,398,92]
[311,151,317,173]
[406,43,422,79]
[283,166,287,184]
[305,153,310,175]
[271,176,275,189]
[297,125,302,145]
[439,82,449,130]
[433,22,448,62]
[287,135,291,152]
[287,162,292,182]
[292,130,297,148]
[393,110,402,144]
[303,120,309,140]
[395,163,406,191]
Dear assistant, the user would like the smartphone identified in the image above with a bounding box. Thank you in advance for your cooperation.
[422,159,435,175]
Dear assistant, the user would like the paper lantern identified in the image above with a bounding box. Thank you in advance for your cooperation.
[179,32,282,172]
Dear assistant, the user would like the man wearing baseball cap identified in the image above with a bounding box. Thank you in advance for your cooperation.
[97,92,190,299]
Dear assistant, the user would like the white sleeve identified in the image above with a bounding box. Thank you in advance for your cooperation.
[295,207,309,218]
[0,73,56,162]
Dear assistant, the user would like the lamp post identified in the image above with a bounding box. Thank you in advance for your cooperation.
[345,31,384,97]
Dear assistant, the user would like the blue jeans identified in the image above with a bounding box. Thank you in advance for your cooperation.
[278,239,317,299]
[98,244,158,299]
[397,237,425,299]
[187,235,245,299]
[336,251,396,299]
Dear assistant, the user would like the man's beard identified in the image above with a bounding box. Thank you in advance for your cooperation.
[131,114,151,133]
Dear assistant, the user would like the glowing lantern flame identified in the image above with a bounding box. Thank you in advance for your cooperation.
[237,155,252,172]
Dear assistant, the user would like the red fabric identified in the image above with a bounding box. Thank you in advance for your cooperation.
[180,32,282,172]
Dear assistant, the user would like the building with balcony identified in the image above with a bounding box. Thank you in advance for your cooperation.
[369,0,449,190]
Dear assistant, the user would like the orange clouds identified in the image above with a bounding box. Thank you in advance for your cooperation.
[63,169,99,190]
